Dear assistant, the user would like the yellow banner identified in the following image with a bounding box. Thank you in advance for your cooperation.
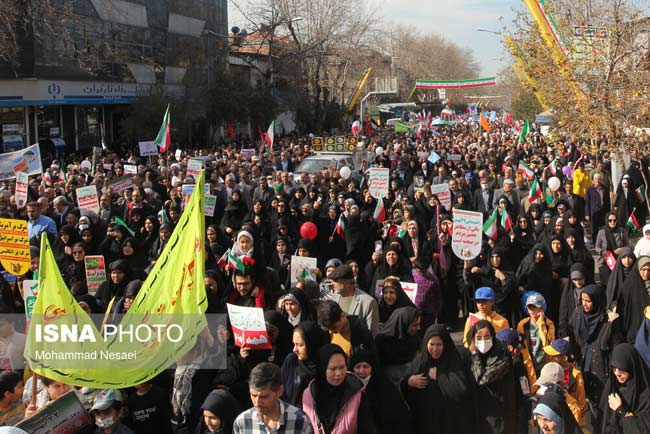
[25,171,208,388]
[0,218,30,275]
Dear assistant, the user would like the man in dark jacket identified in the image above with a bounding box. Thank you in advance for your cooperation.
[315,300,376,359]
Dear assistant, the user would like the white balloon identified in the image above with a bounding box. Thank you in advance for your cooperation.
[340,166,352,179]
[548,176,561,191]
[375,147,384,156]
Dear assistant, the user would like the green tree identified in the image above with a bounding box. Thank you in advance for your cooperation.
[207,71,276,133]
[510,90,543,121]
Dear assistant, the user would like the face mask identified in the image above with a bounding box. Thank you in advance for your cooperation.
[475,339,493,354]
[95,416,115,429]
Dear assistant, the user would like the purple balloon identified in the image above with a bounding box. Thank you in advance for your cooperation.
[562,166,573,177]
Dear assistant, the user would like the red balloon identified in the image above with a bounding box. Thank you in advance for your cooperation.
[300,222,318,240]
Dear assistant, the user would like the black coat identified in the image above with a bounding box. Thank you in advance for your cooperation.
[403,325,472,434]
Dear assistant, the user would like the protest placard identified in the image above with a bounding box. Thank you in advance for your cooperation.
[15,170,28,208]
[16,391,91,434]
[23,279,38,322]
[401,282,418,305]
[204,195,217,217]
[104,175,134,194]
[451,209,483,260]
[368,168,390,199]
[226,304,271,350]
[413,175,425,193]
[181,184,210,208]
[187,158,203,178]
[374,279,418,305]
[290,255,318,284]
[0,218,30,275]
[85,255,107,295]
[124,164,137,174]
[431,183,451,210]
[240,148,256,160]
[0,143,43,180]
[76,185,100,216]
[138,141,158,157]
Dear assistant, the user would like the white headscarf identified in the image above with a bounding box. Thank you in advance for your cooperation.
[231,230,254,257]
[634,224,650,257]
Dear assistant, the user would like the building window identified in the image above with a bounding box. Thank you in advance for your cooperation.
[77,106,101,148]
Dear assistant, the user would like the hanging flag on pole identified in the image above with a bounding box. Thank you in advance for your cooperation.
[517,120,530,144]
[547,157,558,176]
[373,197,386,223]
[501,208,513,232]
[335,214,346,239]
[636,185,646,203]
[479,113,491,132]
[416,123,423,139]
[528,177,542,203]
[518,161,535,179]
[264,120,275,149]
[483,208,499,240]
[351,120,362,137]
[154,104,171,153]
[627,210,640,232]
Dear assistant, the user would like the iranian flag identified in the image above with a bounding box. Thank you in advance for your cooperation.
[228,251,246,273]
[373,196,386,223]
[351,120,362,137]
[264,120,275,149]
[416,123,423,138]
[518,161,535,179]
[547,157,558,176]
[501,208,513,232]
[335,214,346,239]
[415,77,497,89]
[483,208,499,240]
[528,177,542,203]
[155,104,171,153]
[217,249,230,269]
[398,227,407,238]
[517,120,530,145]
[42,170,53,187]
[627,212,640,232]
[636,185,646,203]
[545,186,554,206]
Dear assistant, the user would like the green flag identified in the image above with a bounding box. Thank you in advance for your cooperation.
[394,122,411,133]
[113,217,135,236]
[517,120,530,145]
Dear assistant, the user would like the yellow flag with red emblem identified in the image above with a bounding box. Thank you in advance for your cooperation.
[25,171,207,387]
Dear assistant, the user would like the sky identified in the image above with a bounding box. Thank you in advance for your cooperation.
[228,0,522,77]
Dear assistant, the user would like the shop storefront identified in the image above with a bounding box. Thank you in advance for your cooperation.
[0,79,184,153]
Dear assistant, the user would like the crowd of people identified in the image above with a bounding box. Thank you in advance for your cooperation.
[0,117,649,434]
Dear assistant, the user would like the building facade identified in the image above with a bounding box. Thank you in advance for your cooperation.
[0,0,228,152]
